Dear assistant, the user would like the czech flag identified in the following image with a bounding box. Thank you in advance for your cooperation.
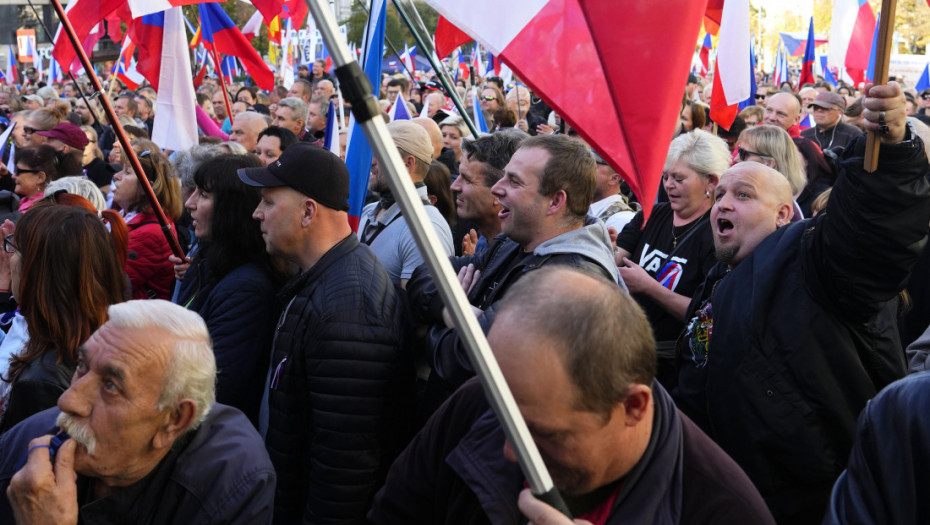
[699,34,711,77]
[865,13,879,83]
[425,0,706,220]
[829,0,876,86]
[284,0,308,28]
[5,45,15,84]
[796,18,816,89]
[799,113,814,130]
[456,48,469,81]
[388,97,412,121]
[710,0,750,131]
[129,13,165,90]
[252,0,284,26]
[199,3,273,89]
[52,0,124,76]
[151,8,198,152]
[344,0,386,231]
[323,100,340,156]
[242,10,263,42]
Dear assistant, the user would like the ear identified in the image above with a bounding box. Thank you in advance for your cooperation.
[36,171,47,186]
[762,157,777,169]
[704,173,719,194]
[428,195,437,206]
[619,384,652,425]
[152,399,197,450]
[775,201,793,227]
[547,189,568,216]
[403,154,416,174]
[301,198,318,227]
[607,171,621,188]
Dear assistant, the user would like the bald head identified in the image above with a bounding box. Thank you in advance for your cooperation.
[711,162,794,267]
[413,117,443,159]
[763,93,801,131]
[229,112,269,152]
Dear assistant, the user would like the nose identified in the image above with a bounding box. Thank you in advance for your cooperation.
[185,192,196,211]
[58,371,93,418]
[490,178,505,198]
[252,203,263,221]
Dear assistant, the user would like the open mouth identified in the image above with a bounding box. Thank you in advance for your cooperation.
[717,218,734,234]
[497,202,510,220]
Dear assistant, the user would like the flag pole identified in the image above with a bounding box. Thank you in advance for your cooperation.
[301,0,571,517]
[211,49,235,126]
[863,0,897,172]
[389,0,480,137]
[24,0,104,129]
[48,0,185,260]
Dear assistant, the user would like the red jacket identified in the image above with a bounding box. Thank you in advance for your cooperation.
[125,212,175,300]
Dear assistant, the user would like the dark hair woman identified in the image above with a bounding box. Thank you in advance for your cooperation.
[174,155,285,425]
[0,202,129,433]
[111,142,183,300]
[13,144,63,212]
[792,137,835,219]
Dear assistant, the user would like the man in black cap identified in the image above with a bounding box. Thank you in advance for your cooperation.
[238,143,413,524]
[800,91,863,151]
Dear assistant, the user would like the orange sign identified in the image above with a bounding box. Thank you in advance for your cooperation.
[16,30,36,63]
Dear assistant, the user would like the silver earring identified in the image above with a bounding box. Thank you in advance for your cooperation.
[705,190,711,198]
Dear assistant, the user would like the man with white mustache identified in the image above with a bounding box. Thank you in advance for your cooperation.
[0,300,275,524]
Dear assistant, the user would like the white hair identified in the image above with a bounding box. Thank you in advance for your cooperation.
[664,128,732,179]
[106,300,216,429]
[45,176,107,211]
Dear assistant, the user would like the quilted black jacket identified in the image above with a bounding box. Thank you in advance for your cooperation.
[265,235,414,524]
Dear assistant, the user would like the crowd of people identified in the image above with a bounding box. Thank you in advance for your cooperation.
[0,58,924,525]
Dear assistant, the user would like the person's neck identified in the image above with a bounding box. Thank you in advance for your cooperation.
[296,220,352,272]
[817,121,838,132]
[522,221,582,253]
[673,202,711,226]
[475,216,502,241]
[593,189,619,203]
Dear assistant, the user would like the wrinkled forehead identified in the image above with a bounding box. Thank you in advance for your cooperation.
[83,324,171,385]
[720,163,788,199]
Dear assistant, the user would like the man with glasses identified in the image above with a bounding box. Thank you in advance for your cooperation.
[800,92,862,151]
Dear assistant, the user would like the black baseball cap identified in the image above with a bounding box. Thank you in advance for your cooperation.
[237,143,350,211]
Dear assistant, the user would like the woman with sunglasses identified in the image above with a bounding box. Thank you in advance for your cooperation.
[439,116,471,171]
[111,141,183,300]
[13,144,63,212]
[22,106,66,148]
[0,199,128,434]
[174,155,285,425]
[615,129,730,388]
[735,125,807,220]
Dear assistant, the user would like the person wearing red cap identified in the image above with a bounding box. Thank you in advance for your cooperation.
[35,122,87,177]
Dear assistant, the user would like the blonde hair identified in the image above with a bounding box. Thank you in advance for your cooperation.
[738,125,807,195]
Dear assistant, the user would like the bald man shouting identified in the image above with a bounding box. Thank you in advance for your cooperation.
[674,82,930,525]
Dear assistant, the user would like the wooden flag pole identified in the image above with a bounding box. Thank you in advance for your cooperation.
[863,0,897,172]
[48,0,185,259]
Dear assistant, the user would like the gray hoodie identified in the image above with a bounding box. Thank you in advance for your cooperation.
[534,216,627,291]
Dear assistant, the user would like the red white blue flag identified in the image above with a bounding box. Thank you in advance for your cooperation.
[199,3,273,89]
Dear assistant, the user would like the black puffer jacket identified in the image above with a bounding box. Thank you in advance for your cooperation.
[265,235,414,524]
[675,133,930,524]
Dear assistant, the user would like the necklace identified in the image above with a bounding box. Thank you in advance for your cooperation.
[672,208,710,248]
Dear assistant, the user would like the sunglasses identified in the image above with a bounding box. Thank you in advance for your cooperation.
[922,94,930,100]
[14,167,40,175]
[754,94,766,100]
[737,147,770,161]
[480,95,496,101]
[22,126,36,135]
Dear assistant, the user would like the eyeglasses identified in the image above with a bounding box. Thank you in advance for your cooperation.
[3,234,16,254]
[22,126,36,135]
[480,95,496,101]
[14,167,40,175]
[922,94,930,100]
[737,146,770,161]
[754,94,766,100]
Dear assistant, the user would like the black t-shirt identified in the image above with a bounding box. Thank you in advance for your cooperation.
[617,202,717,342]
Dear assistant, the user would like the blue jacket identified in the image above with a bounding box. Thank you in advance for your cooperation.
[823,372,930,525]
[176,260,279,426]
[0,404,276,524]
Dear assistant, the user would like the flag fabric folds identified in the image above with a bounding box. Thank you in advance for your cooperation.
[323,100,340,156]
[710,0,750,131]
[425,0,705,219]
[5,46,15,85]
[434,15,472,59]
[829,0,876,86]
[699,34,711,77]
[199,3,274,89]
[797,17,816,88]
[865,12,879,83]
[916,63,930,92]
[472,94,489,133]
[388,98,412,121]
[799,113,814,130]
[242,10,264,41]
[819,56,838,86]
[52,0,123,75]
[344,0,387,231]
[738,38,757,111]
[252,0,285,26]
[129,13,165,90]
[773,46,789,86]
[129,0,219,19]
[151,7,198,152]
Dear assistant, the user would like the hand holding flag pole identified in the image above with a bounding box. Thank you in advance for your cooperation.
[864,0,897,172]
[48,0,185,260]
[301,0,571,518]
